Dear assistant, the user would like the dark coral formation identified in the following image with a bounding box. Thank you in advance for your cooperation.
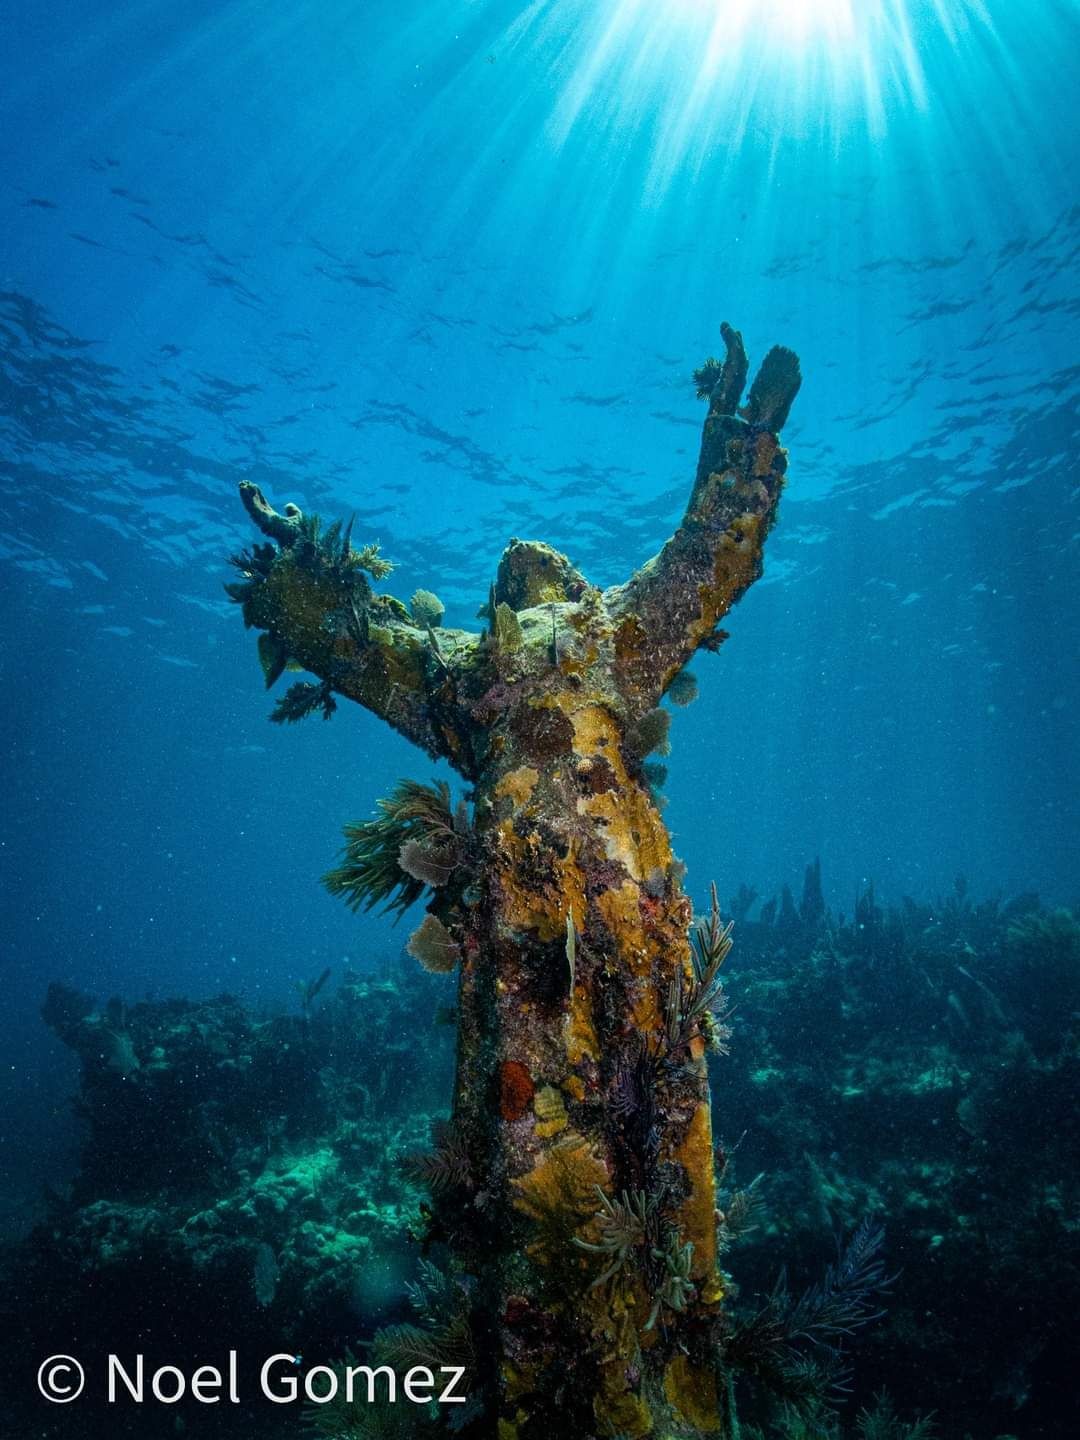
[1,969,454,1438]
[713,869,1080,1440]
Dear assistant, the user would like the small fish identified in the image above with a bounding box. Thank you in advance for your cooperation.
[565,910,576,992]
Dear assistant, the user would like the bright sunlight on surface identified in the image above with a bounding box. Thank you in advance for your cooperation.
[517,0,998,190]
[678,0,860,47]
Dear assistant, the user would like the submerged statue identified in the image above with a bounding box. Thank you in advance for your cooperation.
[226,322,800,1437]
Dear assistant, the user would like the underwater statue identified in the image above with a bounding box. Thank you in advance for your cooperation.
[226,321,800,1437]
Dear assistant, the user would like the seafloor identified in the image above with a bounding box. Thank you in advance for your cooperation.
[2,864,1075,1439]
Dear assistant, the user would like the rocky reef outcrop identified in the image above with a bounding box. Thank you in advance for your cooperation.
[1,874,1075,1438]
[714,870,1080,1440]
[2,966,453,1437]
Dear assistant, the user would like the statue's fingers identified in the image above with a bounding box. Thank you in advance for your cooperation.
[741,345,802,432]
[709,321,749,416]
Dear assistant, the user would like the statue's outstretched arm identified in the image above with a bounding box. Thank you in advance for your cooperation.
[605,323,801,701]
[229,481,480,769]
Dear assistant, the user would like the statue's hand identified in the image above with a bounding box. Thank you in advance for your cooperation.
[704,322,801,432]
[238,480,303,547]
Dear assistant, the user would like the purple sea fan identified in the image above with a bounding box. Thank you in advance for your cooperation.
[398,838,456,887]
[407,914,461,974]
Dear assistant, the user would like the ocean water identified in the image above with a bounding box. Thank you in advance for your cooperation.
[0,2,1077,1437]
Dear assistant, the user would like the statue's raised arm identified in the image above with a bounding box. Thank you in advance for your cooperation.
[606,322,801,704]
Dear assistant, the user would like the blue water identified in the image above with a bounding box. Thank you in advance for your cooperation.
[1,0,1077,1238]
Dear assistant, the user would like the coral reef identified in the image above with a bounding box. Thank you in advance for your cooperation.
[1,875,1075,1437]
[712,870,1079,1439]
[1,968,454,1437]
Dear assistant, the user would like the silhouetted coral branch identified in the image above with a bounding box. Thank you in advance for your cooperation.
[725,1218,892,1413]
[785,1217,892,1346]
[270,678,337,724]
[401,1120,473,1195]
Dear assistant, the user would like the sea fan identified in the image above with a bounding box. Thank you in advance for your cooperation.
[398,839,456,888]
[409,587,445,628]
[323,778,458,917]
[492,601,523,652]
[406,914,460,973]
